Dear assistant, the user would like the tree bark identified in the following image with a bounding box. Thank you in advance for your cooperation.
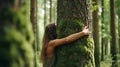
[115,0,120,55]
[44,0,47,27]
[56,0,95,67]
[49,0,52,22]
[30,0,37,34]
[101,0,105,61]
[30,0,37,67]
[119,19,120,54]
[110,0,118,67]
[92,0,100,67]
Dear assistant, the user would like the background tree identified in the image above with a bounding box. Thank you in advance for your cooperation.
[49,0,57,23]
[101,0,105,61]
[49,0,52,22]
[0,0,34,67]
[110,0,118,67]
[92,0,100,67]
[56,0,95,67]
[52,0,57,23]
[115,0,120,54]
[30,0,38,67]
[43,0,47,27]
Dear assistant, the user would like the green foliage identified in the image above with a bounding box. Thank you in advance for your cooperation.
[90,1,98,12]
[0,1,34,67]
[101,22,111,39]
[115,0,120,17]
[117,54,120,67]
[100,55,112,67]
[101,54,120,67]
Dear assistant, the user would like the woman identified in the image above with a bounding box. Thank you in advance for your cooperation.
[40,23,91,67]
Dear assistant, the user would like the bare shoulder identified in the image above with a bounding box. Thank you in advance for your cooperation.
[48,39,56,47]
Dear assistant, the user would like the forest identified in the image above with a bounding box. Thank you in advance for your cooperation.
[0,0,120,67]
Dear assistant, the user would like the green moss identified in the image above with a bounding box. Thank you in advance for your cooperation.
[0,6,33,43]
[56,20,95,67]
[0,1,34,67]
[57,19,84,38]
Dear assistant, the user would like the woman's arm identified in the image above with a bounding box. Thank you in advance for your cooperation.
[49,31,85,47]
[49,26,90,47]
[46,26,90,57]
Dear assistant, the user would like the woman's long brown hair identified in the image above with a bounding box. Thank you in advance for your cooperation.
[40,23,57,63]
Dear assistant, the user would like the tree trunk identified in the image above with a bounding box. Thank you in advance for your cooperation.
[30,0,37,67]
[101,0,104,61]
[110,0,118,67]
[44,0,47,27]
[115,0,120,55]
[118,11,120,56]
[92,0,100,67]
[30,0,37,34]
[52,0,57,22]
[0,0,34,67]
[49,0,52,22]
[56,0,95,67]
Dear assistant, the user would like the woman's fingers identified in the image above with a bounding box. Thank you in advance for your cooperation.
[84,26,88,29]
[85,26,88,29]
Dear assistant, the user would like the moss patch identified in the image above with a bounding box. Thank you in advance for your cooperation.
[0,1,34,67]
[55,20,95,67]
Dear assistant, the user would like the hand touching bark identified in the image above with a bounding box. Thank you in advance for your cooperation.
[82,26,91,35]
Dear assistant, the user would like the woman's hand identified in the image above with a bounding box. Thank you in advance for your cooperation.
[82,26,91,35]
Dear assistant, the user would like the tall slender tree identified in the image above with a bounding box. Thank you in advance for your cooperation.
[52,0,57,22]
[101,0,105,61]
[44,0,47,27]
[30,0,37,67]
[49,0,52,22]
[30,0,37,34]
[115,0,120,54]
[0,0,34,67]
[110,0,118,67]
[92,0,100,67]
[56,0,95,67]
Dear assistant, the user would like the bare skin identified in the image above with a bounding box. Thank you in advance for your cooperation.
[46,26,91,58]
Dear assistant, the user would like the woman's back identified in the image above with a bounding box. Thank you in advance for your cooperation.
[43,55,56,67]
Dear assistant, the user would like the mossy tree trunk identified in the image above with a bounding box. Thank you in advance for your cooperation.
[0,0,34,67]
[56,0,95,67]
